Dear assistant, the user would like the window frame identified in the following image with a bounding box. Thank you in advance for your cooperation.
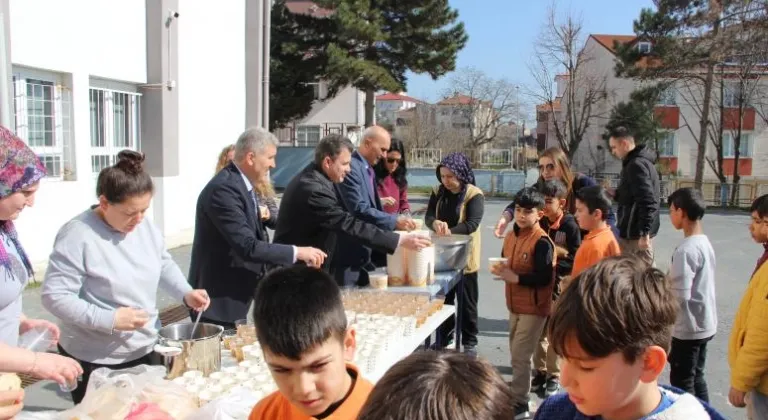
[722,132,752,158]
[88,87,142,175]
[656,131,677,157]
[11,70,72,180]
[296,125,321,147]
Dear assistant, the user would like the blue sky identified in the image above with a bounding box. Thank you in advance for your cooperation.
[404,0,656,104]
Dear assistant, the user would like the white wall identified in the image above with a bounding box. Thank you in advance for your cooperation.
[302,86,364,125]
[9,0,146,83]
[157,0,246,247]
[9,0,248,267]
[9,0,148,267]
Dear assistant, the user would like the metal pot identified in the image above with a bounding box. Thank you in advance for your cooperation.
[430,234,471,272]
[154,322,223,379]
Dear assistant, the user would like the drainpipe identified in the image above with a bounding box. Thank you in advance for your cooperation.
[0,12,11,128]
[261,0,270,130]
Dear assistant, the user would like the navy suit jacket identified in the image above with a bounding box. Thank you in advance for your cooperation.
[333,151,396,269]
[188,162,294,324]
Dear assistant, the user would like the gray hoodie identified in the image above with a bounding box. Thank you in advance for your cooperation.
[669,234,717,340]
[41,209,192,364]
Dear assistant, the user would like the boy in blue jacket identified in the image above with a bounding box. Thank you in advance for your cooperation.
[535,256,725,420]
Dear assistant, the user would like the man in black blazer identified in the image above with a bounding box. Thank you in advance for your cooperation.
[274,134,430,278]
[189,127,327,327]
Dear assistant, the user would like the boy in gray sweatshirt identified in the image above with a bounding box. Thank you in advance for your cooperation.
[666,187,717,402]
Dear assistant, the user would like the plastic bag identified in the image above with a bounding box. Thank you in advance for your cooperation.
[185,387,261,420]
[15,412,62,420]
[124,402,174,420]
[56,365,197,420]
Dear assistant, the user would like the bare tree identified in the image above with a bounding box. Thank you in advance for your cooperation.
[443,67,522,149]
[528,4,609,160]
[396,105,444,149]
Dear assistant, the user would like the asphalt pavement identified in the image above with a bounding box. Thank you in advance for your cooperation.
[20,199,753,418]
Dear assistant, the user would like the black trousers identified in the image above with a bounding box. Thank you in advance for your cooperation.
[58,345,161,405]
[668,335,713,402]
[436,271,479,347]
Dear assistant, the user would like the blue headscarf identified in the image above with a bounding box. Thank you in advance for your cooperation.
[435,152,476,214]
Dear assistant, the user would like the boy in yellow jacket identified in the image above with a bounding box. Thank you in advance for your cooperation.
[729,194,768,419]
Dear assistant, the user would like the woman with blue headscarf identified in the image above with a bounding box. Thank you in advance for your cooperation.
[425,152,484,356]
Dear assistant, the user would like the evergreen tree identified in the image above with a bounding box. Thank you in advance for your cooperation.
[315,0,468,126]
[603,85,663,149]
[269,0,332,129]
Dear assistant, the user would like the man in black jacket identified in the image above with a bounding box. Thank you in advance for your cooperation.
[273,134,430,277]
[609,126,661,266]
[188,127,327,327]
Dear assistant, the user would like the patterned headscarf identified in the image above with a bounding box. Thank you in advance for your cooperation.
[435,152,476,213]
[0,125,46,275]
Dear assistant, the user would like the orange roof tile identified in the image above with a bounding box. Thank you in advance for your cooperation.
[438,94,488,106]
[285,1,333,17]
[590,34,637,53]
[376,93,424,103]
[536,98,562,112]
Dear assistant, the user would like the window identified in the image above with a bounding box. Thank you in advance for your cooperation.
[537,111,548,122]
[724,82,749,108]
[89,88,141,174]
[307,82,322,100]
[722,132,752,158]
[296,125,321,146]
[655,131,676,157]
[637,42,651,54]
[12,75,73,179]
[657,86,676,106]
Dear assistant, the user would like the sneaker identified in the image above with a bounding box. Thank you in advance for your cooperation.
[462,345,477,358]
[545,375,560,396]
[514,402,531,419]
[530,370,547,392]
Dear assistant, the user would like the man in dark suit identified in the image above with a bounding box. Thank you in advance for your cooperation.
[189,127,327,327]
[273,134,430,278]
[333,125,416,286]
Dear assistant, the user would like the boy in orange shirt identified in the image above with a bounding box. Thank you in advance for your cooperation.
[249,266,371,420]
[571,185,620,280]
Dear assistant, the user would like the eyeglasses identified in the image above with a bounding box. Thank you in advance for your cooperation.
[386,158,402,164]
[538,163,555,171]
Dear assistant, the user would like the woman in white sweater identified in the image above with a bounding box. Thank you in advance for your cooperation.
[41,150,209,404]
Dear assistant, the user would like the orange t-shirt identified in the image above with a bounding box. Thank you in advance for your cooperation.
[571,225,620,278]
[248,365,373,420]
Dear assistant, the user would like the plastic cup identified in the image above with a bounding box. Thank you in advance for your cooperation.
[59,376,80,392]
[488,257,507,272]
[19,326,56,352]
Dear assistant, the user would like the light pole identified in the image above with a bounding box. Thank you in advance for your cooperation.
[515,85,521,173]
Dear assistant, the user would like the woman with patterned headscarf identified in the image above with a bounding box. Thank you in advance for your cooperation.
[425,152,485,356]
[0,126,82,415]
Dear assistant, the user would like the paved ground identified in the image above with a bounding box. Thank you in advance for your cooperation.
[20,199,751,417]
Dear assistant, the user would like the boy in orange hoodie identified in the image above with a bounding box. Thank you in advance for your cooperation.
[248,266,371,419]
[570,185,621,281]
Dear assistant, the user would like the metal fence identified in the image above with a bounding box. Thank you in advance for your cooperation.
[410,148,443,167]
[410,147,533,170]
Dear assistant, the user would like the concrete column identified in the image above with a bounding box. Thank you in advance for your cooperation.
[67,72,92,181]
[141,0,180,177]
[0,0,13,128]
[245,0,263,128]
